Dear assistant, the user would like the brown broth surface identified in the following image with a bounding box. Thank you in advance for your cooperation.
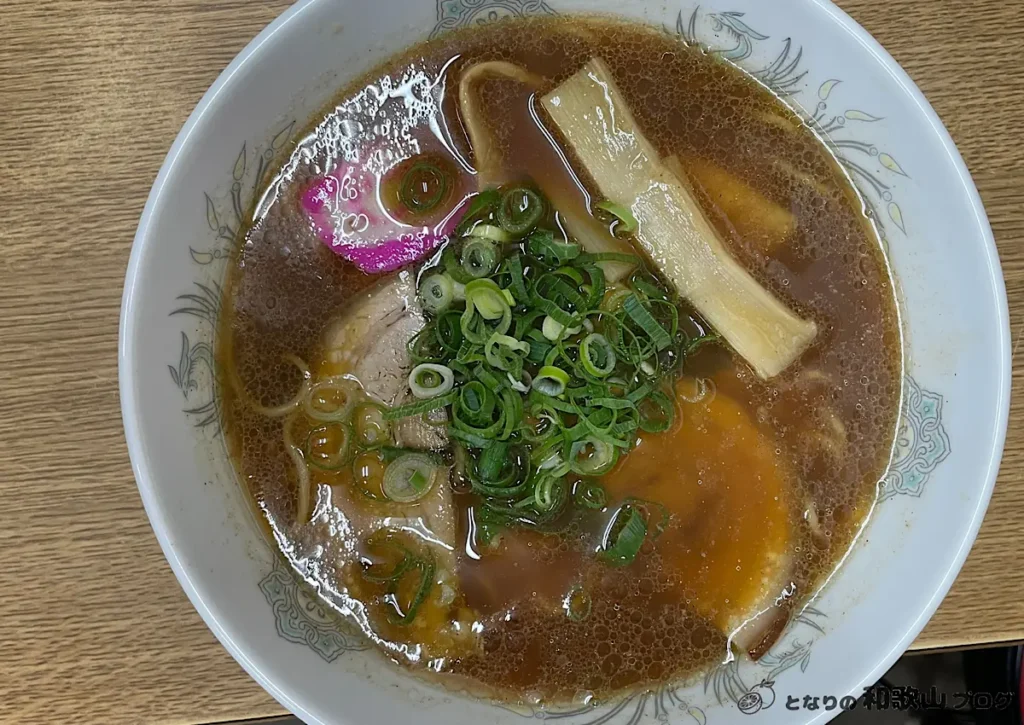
[219,16,902,705]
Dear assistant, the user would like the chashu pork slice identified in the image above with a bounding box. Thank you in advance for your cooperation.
[601,380,797,660]
[319,271,447,451]
[317,273,473,656]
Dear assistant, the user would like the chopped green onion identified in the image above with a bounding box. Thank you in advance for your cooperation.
[303,377,358,422]
[476,441,510,481]
[376,446,438,464]
[500,387,522,440]
[569,437,618,476]
[623,497,672,539]
[419,273,455,314]
[472,365,506,391]
[534,474,564,511]
[542,315,581,342]
[403,182,714,543]
[623,294,673,351]
[469,224,513,243]
[383,390,457,420]
[538,450,564,472]
[462,279,512,343]
[485,334,530,372]
[596,200,639,234]
[388,555,435,625]
[409,363,455,399]
[452,381,507,442]
[577,252,640,267]
[601,287,634,312]
[632,274,670,302]
[411,310,463,362]
[399,161,449,214]
[580,333,616,377]
[599,505,647,567]
[465,279,506,319]
[685,332,722,356]
[457,381,495,421]
[455,189,500,236]
[497,186,545,235]
[460,305,512,344]
[574,480,607,510]
[638,389,676,433]
[305,422,352,471]
[353,403,390,447]
[506,253,529,302]
[382,453,439,503]
[507,370,532,393]
[528,229,580,265]
[535,297,577,328]
[443,245,476,284]
[461,238,500,279]
[533,366,570,396]
[361,533,414,582]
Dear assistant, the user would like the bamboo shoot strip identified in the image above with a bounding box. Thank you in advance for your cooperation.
[663,154,797,255]
[541,58,817,379]
[457,61,634,281]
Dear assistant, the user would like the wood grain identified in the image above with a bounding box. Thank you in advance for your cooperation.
[0,1,1020,722]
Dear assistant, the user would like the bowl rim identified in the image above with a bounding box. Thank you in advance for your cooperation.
[118,1,1011,723]
[799,3,1009,721]
[119,2,327,721]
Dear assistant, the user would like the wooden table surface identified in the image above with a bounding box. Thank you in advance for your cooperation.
[1,0,1021,722]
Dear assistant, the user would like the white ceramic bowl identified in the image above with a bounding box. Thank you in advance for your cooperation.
[119,1,1011,723]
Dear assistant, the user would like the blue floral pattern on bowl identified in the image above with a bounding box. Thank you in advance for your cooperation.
[881,376,951,501]
[259,561,369,662]
[431,0,557,38]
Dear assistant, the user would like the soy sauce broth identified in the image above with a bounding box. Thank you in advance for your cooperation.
[219,15,902,704]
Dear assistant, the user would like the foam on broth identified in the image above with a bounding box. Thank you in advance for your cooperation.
[218,16,902,704]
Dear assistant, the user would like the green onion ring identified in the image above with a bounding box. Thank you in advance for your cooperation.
[455,189,500,236]
[580,333,616,377]
[497,186,545,235]
[569,436,619,476]
[595,200,639,234]
[409,363,455,399]
[419,273,455,314]
[461,238,500,279]
[574,480,608,510]
[304,422,352,471]
[484,334,530,372]
[399,161,449,214]
[599,505,647,567]
[469,224,513,243]
[638,389,676,433]
[303,376,359,422]
[532,366,570,397]
[361,533,414,583]
[382,453,439,503]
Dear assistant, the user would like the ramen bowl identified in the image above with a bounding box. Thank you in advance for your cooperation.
[118,1,1010,723]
